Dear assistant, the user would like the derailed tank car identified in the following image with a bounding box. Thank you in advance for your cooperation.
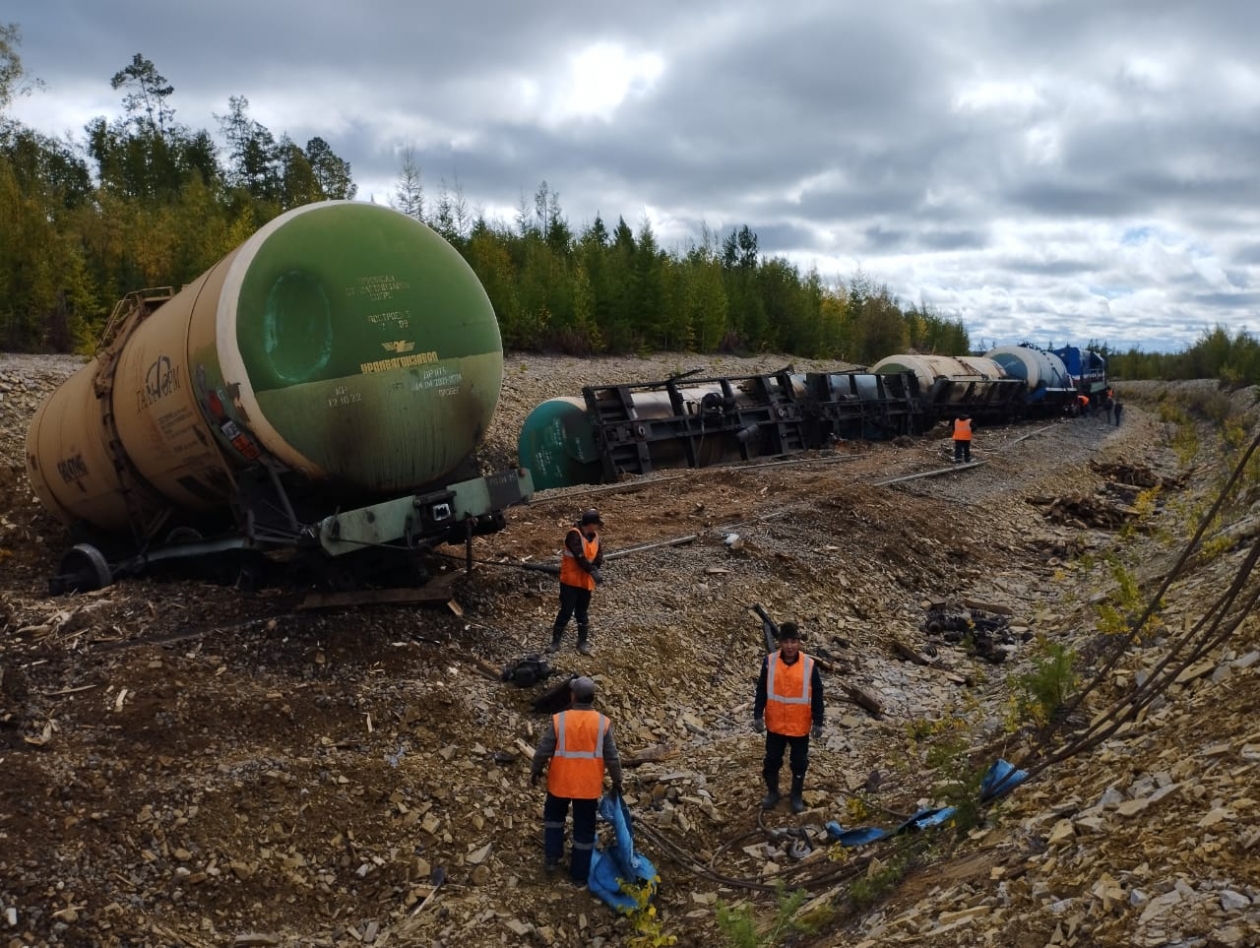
[26,201,532,592]
[519,367,924,490]
[868,353,1027,424]
[984,343,1078,414]
[519,346,1106,490]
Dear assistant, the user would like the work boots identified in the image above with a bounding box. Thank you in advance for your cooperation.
[545,630,563,654]
[790,774,806,814]
[576,624,592,656]
[760,774,781,810]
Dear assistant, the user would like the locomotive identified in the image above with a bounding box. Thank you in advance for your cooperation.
[519,344,1105,491]
[26,202,533,592]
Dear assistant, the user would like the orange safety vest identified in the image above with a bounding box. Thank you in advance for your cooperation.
[952,418,972,442]
[559,527,600,591]
[547,709,608,799]
[764,651,814,738]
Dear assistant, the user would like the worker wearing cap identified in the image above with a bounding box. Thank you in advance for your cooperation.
[753,622,825,814]
[531,676,623,882]
[548,509,605,656]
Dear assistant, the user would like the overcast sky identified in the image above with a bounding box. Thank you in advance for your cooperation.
[8,0,1260,353]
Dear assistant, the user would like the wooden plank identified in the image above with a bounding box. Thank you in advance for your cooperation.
[605,534,698,562]
[463,654,503,681]
[873,461,985,487]
[890,639,933,666]
[962,598,1013,616]
[840,683,884,717]
[1006,424,1057,448]
[298,583,456,611]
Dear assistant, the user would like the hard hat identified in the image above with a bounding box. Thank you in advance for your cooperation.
[579,509,604,527]
[571,676,596,701]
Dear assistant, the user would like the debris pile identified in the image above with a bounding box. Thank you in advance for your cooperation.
[920,602,1025,664]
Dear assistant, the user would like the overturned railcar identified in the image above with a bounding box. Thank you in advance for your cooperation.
[27,201,532,593]
[983,344,1079,415]
[519,367,925,490]
[519,345,1106,490]
[868,353,1027,424]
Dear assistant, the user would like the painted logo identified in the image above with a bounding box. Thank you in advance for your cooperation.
[138,355,182,410]
[57,453,88,483]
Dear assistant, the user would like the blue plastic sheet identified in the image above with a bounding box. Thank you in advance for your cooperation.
[979,758,1028,802]
[824,822,887,847]
[589,794,660,914]
[825,759,1027,848]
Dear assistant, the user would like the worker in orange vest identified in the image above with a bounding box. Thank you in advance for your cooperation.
[548,509,605,655]
[753,622,825,814]
[952,413,973,464]
[531,676,623,882]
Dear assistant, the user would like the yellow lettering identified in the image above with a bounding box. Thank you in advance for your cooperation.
[358,351,440,374]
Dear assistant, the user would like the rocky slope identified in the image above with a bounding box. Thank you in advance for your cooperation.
[1,354,1256,948]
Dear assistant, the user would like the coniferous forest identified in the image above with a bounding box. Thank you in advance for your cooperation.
[0,36,966,363]
[3,27,1258,383]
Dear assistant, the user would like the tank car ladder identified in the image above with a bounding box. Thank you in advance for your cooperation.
[91,288,179,548]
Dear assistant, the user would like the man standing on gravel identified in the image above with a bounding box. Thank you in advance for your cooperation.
[951,413,973,463]
[530,676,623,884]
[547,509,605,655]
[753,622,824,814]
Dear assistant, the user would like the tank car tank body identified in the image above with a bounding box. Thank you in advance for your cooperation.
[519,371,808,491]
[984,343,1077,413]
[26,201,532,591]
[515,342,1106,491]
[869,353,1026,422]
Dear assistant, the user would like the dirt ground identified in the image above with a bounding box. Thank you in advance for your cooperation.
[1,354,1258,948]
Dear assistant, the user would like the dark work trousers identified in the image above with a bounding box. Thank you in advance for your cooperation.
[553,582,593,636]
[543,793,598,883]
[953,439,972,462]
[763,730,811,783]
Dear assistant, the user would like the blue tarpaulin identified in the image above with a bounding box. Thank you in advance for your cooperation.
[825,759,1028,848]
[589,794,660,913]
[979,758,1028,801]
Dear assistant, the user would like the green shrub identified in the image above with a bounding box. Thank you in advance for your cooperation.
[1015,637,1077,725]
[848,845,913,909]
[716,882,811,948]
[623,881,677,948]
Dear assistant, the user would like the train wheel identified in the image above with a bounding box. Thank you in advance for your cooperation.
[53,543,113,594]
[163,526,204,546]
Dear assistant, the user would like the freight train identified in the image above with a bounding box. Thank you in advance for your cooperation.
[26,201,533,593]
[518,344,1106,491]
[25,203,1106,591]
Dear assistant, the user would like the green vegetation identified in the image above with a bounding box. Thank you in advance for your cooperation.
[15,26,1260,378]
[1109,324,1260,387]
[848,842,915,909]
[0,28,971,358]
[1,39,356,352]
[622,881,677,948]
[1013,637,1078,725]
[904,710,987,835]
[716,882,823,948]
